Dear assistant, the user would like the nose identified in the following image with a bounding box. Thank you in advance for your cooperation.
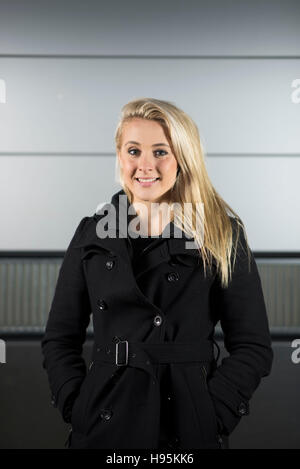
[137,153,156,173]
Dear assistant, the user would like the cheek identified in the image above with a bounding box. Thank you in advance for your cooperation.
[160,161,177,180]
[122,160,136,176]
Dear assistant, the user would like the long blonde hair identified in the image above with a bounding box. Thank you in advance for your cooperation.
[114,97,251,288]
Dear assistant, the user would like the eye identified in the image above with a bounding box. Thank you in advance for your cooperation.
[128,148,139,156]
[154,150,168,157]
[127,148,168,157]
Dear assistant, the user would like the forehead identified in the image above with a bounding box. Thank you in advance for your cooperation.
[122,119,168,144]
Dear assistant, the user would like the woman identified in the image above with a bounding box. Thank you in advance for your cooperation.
[41,97,273,449]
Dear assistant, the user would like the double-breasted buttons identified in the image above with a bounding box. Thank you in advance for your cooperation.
[97,299,107,310]
[100,409,113,421]
[105,260,115,270]
[153,315,162,326]
[51,394,57,407]
[167,272,180,282]
[237,401,249,416]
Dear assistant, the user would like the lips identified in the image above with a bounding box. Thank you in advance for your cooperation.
[135,177,160,182]
[134,177,160,187]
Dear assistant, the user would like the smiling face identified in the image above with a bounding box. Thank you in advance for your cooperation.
[117,118,178,206]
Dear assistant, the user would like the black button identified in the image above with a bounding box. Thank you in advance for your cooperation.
[153,315,162,326]
[105,260,115,270]
[51,394,57,407]
[169,259,177,267]
[97,299,107,310]
[217,434,225,448]
[165,437,180,449]
[88,360,94,370]
[167,272,179,282]
[100,409,113,421]
[238,401,249,416]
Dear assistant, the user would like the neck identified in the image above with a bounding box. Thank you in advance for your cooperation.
[131,199,173,236]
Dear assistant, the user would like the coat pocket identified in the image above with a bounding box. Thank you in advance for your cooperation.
[200,365,220,435]
[72,362,120,436]
[70,361,96,434]
[201,366,227,446]
[185,363,221,448]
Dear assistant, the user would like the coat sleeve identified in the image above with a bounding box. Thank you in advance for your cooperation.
[41,216,92,423]
[207,218,274,436]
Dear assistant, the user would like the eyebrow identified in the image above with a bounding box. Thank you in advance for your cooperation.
[125,141,170,148]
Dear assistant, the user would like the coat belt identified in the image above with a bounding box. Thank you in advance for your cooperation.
[91,339,215,382]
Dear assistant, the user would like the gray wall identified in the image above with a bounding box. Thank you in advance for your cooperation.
[0,0,300,250]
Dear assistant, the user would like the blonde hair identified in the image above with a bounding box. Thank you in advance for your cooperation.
[114,97,251,288]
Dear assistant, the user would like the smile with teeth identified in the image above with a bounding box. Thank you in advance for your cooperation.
[136,177,160,182]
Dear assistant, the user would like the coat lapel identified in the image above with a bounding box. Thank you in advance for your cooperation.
[72,189,135,264]
[72,188,204,275]
[73,218,132,266]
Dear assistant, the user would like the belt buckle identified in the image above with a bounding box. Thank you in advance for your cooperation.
[116,340,128,366]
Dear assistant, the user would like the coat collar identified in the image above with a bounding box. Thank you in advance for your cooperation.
[73,188,201,264]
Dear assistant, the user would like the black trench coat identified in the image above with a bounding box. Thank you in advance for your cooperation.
[41,188,274,449]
